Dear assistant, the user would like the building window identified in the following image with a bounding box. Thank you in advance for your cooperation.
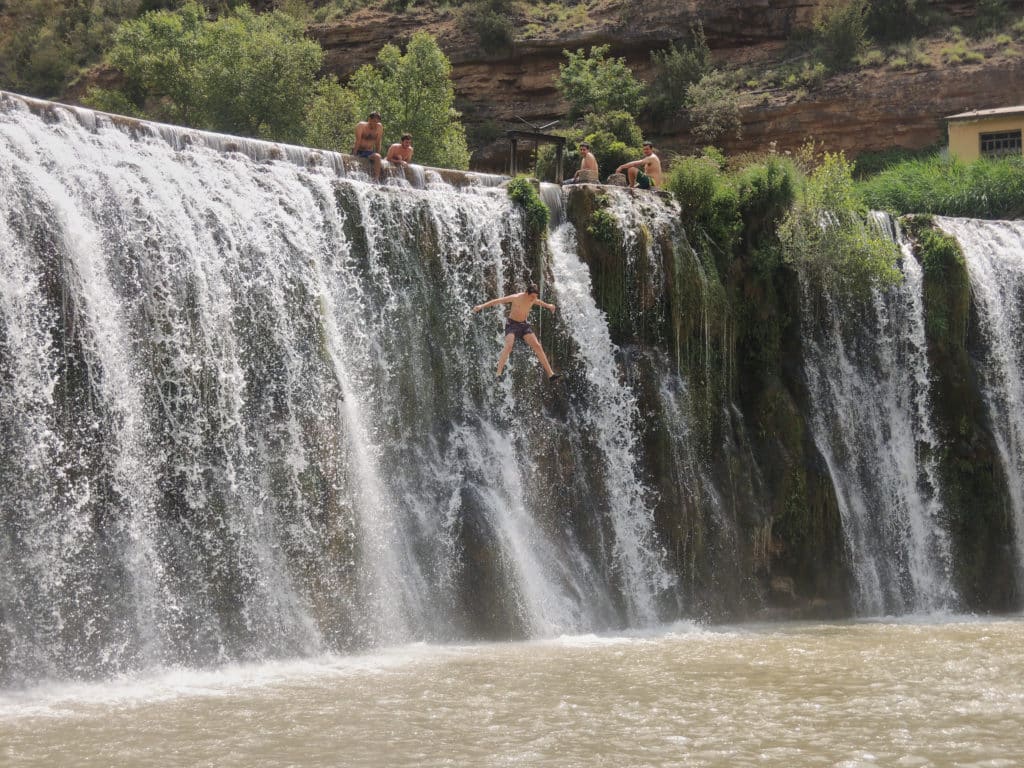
[979,130,1022,157]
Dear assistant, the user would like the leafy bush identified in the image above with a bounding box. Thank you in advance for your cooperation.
[664,152,742,261]
[858,155,1024,219]
[647,25,712,121]
[971,0,1009,37]
[101,3,322,143]
[779,152,901,296]
[685,72,742,145]
[814,0,868,72]
[304,75,362,153]
[865,0,926,43]
[458,0,515,52]
[0,0,146,97]
[348,32,470,169]
[556,44,646,119]
[506,176,549,237]
[734,156,799,252]
[586,207,621,245]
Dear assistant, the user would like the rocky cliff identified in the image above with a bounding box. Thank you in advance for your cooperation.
[308,0,1024,170]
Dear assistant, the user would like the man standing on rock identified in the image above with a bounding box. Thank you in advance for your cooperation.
[353,111,383,180]
[473,283,562,382]
[617,141,662,190]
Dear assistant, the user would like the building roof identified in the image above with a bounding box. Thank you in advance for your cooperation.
[945,106,1024,122]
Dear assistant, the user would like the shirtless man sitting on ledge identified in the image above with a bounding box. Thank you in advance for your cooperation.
[353,111,383,180]
[385,134,414,169]
[616,141,662,190]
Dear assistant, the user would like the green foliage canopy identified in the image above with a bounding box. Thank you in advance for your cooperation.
[813,0,868,72]
[348,32,470,169]
[555,45,646,119]
[779,152,901,296]
[648,26,712,121]
[89,2,323,143]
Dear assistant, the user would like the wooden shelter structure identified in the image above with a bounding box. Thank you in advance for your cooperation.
[505,130,566,182]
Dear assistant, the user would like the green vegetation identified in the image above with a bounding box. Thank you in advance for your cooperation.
[779,152,901,297]
[686,72,743,146]
[457,0,515,53]
[813,0,868,71]
[303,76,362,153]
[903,215,966,339]
[858,155,1024,219]
[555,45,646,119]
[647,26,712,122]
[348,32,470,168]
[85,3,323,143]
[0,0,161,98]
[78,5,468,168]
[506,176,549,238]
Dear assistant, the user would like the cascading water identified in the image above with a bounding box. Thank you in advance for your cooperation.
[547,223,672,623]
[936,217,1024,587]
[5,89,1021,688]
[800,215,956,614]
[0,93,676,685]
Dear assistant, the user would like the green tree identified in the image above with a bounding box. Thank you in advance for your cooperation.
[91,2,323,143]
[555,45,646,119]
[685,72,742,146]
[779,152,901,296]
[304,75,361,153]
[0,0,153,98]
[814,0,868,72]
[348,32,469,169]
[648,25,712,121]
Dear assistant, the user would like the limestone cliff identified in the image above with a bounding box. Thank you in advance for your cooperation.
[307,0,1024,170]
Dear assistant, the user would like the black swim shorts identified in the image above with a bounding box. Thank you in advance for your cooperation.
[504,319,534,340]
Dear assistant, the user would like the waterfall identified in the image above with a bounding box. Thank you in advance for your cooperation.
[936,217,1024,587]
[2,93,674,684]
[548,223,672,623]
[800,215,956,614]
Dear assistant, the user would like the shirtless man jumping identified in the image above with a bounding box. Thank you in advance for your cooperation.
[353,111,383,180]
[616,141,662,190]
[473,284,561,381]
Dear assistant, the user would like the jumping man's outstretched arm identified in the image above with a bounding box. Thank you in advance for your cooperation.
[472,295,515,313]
[536,300,557,313]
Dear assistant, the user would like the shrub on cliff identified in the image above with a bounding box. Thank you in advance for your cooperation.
[87,3,322,143]
[348,32,470,169]
[813,0,868,72]
[506,176,549,238]
[858,155,1024,219]
[457,0,515,53]
[647,25,712,122]
[685,72,743,146]
[664,152,741,267]
[556,45,646,119]
[780,152,901,296]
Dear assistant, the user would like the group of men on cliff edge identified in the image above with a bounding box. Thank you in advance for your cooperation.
[353,111,413,181]
[350,111,662,386]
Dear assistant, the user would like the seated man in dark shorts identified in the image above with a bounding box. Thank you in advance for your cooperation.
[352,111,383,180]
[472,283,561,381]
[616,141,662,190]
